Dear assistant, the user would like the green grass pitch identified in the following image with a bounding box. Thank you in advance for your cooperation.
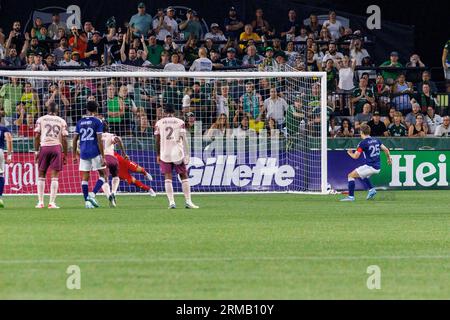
[0,191,449,299]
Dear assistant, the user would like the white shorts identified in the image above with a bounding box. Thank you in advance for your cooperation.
[355,165,380,179]
[79,155,106,172]
[0,150,4,174]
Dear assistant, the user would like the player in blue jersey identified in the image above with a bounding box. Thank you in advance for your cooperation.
[72,101,112,209]
[341,124,392,202]
[0,121,13,208]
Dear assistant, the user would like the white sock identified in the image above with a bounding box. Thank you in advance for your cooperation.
[112,177,120,194]
[37,178,45,203]
[181,179,191,203]
[102,182,111,198]
[165,179,174,204]
[49,178,59,204]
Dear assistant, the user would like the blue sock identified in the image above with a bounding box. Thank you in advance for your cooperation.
[348,180,355,197]
[93,178,105,194]
[362,178,373,190]
[82,182,89,201]
[0,176,4,196]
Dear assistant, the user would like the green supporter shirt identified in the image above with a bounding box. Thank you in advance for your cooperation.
[286,105,305,136]
[162,86,182,110]
[326,68,338,92]
[107,97,132,123]
[146,44,164,66]
[0,83,23,115]
[352,87,374,114]
[388,123,407,137]
[379,60,403,81]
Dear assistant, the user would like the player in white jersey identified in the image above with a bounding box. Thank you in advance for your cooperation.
[155,104,198,209]
[34,102,68,208]
[99,122,126,207]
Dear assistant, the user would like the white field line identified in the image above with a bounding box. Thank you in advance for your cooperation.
[0,255,449,265]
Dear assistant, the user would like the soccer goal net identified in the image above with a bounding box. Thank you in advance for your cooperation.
[0,67,327,195]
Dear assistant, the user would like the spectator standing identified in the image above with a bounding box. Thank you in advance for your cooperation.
[68,27,88,59]
[146,35,164,66]
[240,82,263,122]
[189,47,213,71]
[153,8,172,41]
[129,2,153,38]
[179,10,202,40]
[85,31,106,66]
[336,56,356,92]
[7,21,25,53]
[443,40,450,80]
[323,11,344,40]
[350,38,370,66]
[0,77,23,129]
[47,13,68,39]
[120,34,146,66]
[263,88,288,129]
[83,21,95,41]
[280,9,301,41]
[434,116,450,137]
[424,107,443,134]
[224,7,244,40]
[380,51,403,84]
[305,14,322,38]
[251,8,273,37]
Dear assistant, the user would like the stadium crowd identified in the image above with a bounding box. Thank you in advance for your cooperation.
[0,3,449,139]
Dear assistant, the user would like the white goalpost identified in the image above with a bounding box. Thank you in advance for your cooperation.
[0,69,327,195]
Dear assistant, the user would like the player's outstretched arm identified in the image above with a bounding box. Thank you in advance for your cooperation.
[116,136,128,159]
[381,144,392,165]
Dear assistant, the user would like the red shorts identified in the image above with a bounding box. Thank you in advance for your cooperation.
[38,145,63,173]
[159,160,187,175]
[105,155,119,177]
[115,152,139,181]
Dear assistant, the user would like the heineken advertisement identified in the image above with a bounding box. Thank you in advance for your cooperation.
[328,150,450,190]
